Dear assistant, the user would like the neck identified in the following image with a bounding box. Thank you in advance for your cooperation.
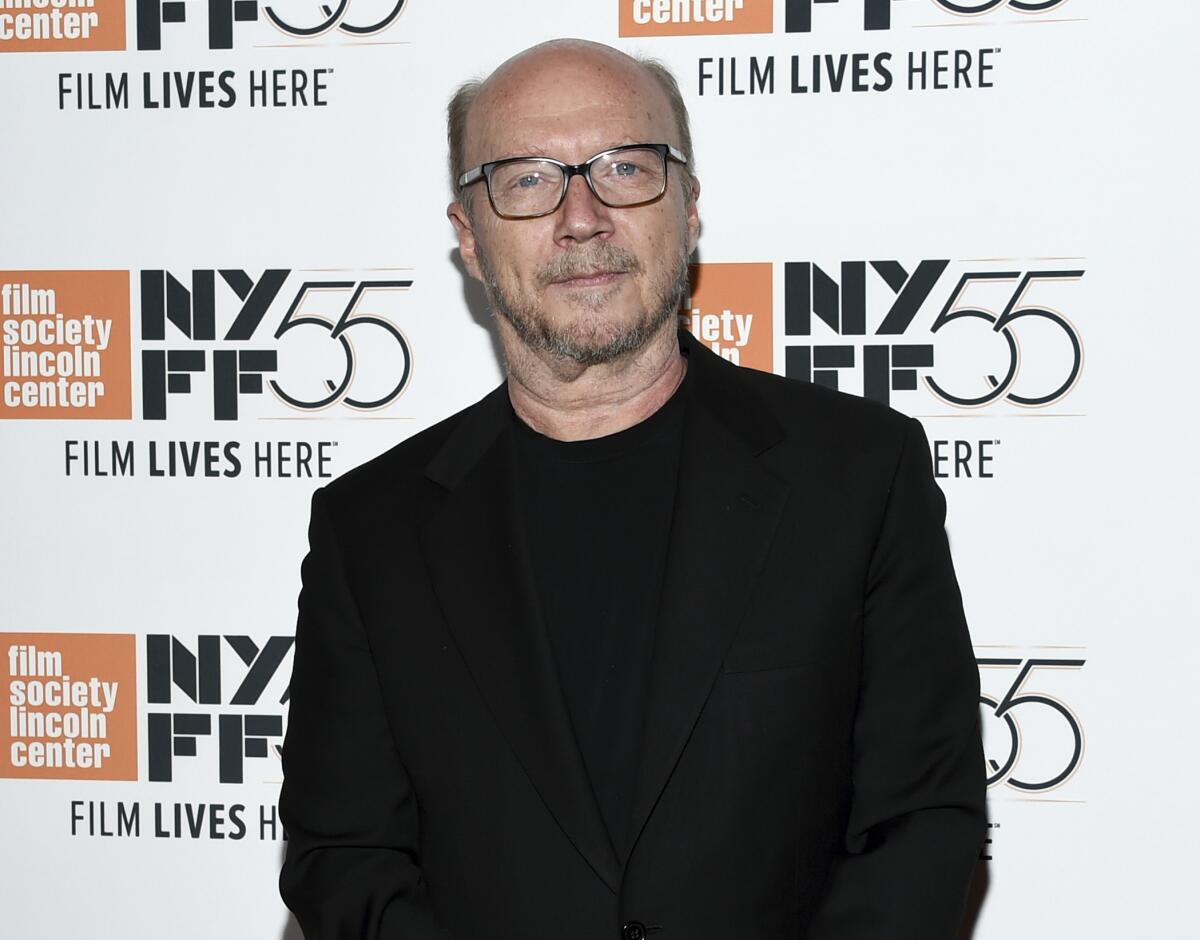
[503,319,686,442]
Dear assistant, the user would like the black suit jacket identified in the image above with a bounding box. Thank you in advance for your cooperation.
[279,331,986,940]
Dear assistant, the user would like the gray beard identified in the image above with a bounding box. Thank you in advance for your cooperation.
[478,242,691,367]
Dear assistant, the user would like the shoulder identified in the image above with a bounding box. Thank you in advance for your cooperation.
[715,362,934,528]
[697,343,918,467]
[745,364,911,440]
[315,382,505,522]
[688,352,927,519]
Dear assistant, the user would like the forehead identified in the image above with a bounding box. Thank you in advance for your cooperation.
[466,50,675,165]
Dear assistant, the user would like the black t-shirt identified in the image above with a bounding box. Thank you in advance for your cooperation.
[511,362,690,861]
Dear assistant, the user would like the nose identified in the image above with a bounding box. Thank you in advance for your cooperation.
[553,174,614,245]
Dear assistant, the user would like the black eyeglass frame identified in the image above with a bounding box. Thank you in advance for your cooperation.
[456,143,688,220]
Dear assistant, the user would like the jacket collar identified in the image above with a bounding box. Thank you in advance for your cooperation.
[424,328,784,490]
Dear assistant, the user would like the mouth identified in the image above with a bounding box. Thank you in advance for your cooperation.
[551,270,627,289]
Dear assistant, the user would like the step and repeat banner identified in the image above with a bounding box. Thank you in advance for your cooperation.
[2,1,1195,937]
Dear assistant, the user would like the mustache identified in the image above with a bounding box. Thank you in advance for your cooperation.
[536,245,643,287]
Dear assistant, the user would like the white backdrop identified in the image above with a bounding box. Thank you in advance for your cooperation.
[2,1,1197,936]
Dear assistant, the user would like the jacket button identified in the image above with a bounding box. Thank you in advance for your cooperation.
[622,921,646,940]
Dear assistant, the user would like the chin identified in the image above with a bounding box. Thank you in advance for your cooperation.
[539,308,664,365]
[551,304,638,339]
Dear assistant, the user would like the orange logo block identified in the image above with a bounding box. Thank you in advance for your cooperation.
[2,633,138,781]
[0,0,125,53]
[619,0,773,36]
[0,270,131,419]
[681,262,773,372]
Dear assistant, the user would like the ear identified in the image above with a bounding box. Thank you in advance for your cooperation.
[447,199,484,281]
[684,175,701,255]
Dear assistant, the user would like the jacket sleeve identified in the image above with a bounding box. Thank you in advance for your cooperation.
[805,417,987,940]
[279,487,454,939]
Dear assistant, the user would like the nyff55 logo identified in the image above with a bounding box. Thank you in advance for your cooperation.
[135,0,409,49]
[135,0,408,50]
[783,0,1071,31]
[783,259,1084,409]
[139,268,413,420]
[146,634,292,784]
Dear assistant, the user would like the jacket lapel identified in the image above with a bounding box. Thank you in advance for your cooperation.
[420,385,622,894]
[624,337,791,863]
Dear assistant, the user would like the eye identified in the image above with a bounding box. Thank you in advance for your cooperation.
[612,162,640,178]
[514,173,546,189]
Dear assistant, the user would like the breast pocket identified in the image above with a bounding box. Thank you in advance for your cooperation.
[718,603,855,676]
[720,637,822,675]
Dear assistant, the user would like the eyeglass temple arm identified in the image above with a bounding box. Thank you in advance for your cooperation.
[457,166,485,188]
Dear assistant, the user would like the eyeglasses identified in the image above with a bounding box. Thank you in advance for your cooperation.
[457,144,688,220]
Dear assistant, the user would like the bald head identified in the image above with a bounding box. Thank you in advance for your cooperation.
[480,39,654,113]
[447,39,695,202]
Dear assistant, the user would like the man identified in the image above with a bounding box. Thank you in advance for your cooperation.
[279,39,985,940]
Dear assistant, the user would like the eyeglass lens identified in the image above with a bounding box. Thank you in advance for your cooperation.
[488,147,667,217]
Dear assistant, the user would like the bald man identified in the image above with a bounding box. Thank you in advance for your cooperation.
[279,39,985,940]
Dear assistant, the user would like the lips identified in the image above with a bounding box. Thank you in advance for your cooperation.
[552,270,626,287]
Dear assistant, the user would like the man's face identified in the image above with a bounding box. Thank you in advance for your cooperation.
[448,48,700,366]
